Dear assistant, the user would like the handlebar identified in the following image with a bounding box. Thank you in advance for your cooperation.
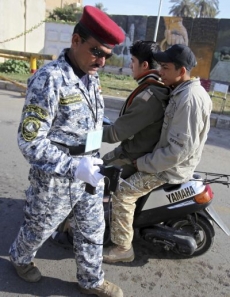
[85,165,123,195]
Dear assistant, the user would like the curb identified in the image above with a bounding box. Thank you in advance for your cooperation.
[104,95,125,110]
[1,80,230,130]
[0,80,26,93]
[210,113,230,130]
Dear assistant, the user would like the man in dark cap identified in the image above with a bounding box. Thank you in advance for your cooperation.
[9,5,124,297]
[103,44,212,264]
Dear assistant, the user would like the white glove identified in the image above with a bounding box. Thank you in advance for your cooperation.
[74,156,104,187]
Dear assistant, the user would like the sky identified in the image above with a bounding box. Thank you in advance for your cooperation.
[83,0,229,19]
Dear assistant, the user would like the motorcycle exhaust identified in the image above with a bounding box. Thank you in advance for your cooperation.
[141,224,197,256]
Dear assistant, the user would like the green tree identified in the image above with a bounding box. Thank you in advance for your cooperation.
[169,0,196,17]
[48,4,83,22]
[95,2,108,13]
[169,0,219,18]
[194,0,219,18]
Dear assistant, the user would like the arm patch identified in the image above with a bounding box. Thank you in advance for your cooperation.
[21,117,41,141]
[24,105,48,119]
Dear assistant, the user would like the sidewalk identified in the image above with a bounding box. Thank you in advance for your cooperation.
[1,79,230,130]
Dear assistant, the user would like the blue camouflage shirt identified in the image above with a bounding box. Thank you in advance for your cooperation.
[18,48,104,179]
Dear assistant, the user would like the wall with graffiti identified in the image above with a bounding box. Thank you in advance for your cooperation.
[44,14,230,85]
[108,15,230,84]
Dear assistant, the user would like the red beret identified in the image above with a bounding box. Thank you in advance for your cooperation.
[79,6,125,48]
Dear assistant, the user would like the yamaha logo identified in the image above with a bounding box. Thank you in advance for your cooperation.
[166,186,196,203]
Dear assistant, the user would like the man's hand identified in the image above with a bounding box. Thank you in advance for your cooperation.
[133,159,138,170]
[74,156,104,187]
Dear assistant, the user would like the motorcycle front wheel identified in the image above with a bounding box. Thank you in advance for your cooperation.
[168,214,215,257]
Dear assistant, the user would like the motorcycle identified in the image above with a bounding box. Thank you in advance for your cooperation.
[52,116,230,258]
[101,115,230,257]
[103,170,230,257]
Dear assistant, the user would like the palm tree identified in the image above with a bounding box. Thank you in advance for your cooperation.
[169,0,196,17]
[95,3,108,13]
[169,0,219,18]
[194,0,219,18]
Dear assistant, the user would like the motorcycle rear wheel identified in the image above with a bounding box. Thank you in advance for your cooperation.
[168,214,215,257]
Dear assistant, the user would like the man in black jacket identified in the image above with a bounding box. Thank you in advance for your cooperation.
[102,40,170,178]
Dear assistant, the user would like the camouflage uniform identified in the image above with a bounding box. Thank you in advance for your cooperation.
[111,172,165,249]
[9,48,105,289]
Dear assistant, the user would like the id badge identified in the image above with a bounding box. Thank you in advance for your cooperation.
[85,128,103,152]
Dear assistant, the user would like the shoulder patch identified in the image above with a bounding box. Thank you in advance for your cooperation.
[60,94,82,105]
[139,89,154,102]
[24,105,48,119]
[21,117,41,141]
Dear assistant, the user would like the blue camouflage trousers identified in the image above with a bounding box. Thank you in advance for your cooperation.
[9,167,105,289]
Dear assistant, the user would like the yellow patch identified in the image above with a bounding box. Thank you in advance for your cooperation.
[21,117,41,141]
[24,105,48,119]
[60,94,82,105]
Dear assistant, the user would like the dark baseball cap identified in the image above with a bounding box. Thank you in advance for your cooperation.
[153,44,197,71]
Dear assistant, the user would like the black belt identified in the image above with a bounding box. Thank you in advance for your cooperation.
[51,141,98,156]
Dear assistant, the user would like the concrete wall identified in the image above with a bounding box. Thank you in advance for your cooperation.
[0,0,46,54]
[1,2,230,85]
[43,15,230,85]
[44,22,74,57]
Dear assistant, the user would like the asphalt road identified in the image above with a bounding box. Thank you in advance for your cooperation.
[0,90,230,297]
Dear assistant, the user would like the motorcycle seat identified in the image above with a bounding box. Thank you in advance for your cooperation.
[163,183,181,192]
[162,174,202,192]
[193,173,202,179]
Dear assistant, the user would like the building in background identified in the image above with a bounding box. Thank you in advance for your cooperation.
[0,0,46,53]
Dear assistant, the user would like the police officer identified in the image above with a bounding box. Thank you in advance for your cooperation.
[9,6,125,297]
[51,40,170,247]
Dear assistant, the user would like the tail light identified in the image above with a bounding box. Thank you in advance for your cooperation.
[194,184,213,204]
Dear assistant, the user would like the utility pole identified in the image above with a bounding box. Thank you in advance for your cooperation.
[153,0,163,42]
[24,0,27,52]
